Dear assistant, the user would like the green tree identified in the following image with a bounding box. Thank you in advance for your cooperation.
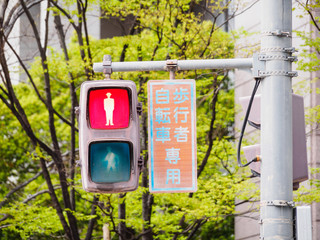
[0,0,256,239]
[293,0,320,204]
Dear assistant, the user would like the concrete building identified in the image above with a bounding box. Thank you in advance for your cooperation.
[5,0,134,83]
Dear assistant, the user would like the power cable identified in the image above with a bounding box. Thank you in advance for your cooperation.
[237,78,261,167]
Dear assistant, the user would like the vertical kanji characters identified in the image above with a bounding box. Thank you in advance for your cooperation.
[148,80,197,192]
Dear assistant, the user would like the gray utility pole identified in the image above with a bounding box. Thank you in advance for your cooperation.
[260,0,294,239]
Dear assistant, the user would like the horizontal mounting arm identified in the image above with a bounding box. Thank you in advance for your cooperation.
[93,58,253,73]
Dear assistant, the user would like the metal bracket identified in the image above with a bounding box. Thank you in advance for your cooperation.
[262,30,292,38]
[284,47,298,53]
[74,106,80,115]
[137,102,143,116]
[165,59,178,71]
[259,71,298,78]
[258,54,297,62]
[261,47,297,53]
[76,160,82,167]
[103,55,112,80]
[253,53,298,78]
[166,59,179,80]
[253,49,298,78]
[252,53,266,78]
[287,56,298,62]
[138,156,144,173]
[260,200,295,208]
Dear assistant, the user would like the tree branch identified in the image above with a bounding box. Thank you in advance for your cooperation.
[196,75,221,178]
[185,218,207,240]
[0,161,54,208]
[53,11,78,211]
[22,186,61,203]
[49,0,77,30]
[39,157,72,240]
[19,2,79,239]
[3,0,43,37]
[3,28,76,130]
[304,0,320,31]
[85,195,99,240]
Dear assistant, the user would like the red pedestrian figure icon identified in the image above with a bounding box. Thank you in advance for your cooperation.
[88,88,129,129]
[104,92,114,126]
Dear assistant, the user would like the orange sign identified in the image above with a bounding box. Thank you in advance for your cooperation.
[148,80,197,193]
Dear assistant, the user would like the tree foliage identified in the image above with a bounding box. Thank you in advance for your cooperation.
[293,0,320,204]
[0,0,256,239]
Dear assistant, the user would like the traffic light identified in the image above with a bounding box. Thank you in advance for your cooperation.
[239,94,308,189]
[78,80,141,193]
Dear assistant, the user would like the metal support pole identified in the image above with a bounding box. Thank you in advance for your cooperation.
[93,58,253,73]
[260,0,294,239]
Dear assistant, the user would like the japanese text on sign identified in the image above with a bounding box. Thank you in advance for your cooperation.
[148,80,197,193]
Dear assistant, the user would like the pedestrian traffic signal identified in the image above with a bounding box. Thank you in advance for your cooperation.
[78,80,141,193]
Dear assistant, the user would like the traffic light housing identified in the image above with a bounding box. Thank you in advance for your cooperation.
[239,94,308,189]
[78,80,141,193]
